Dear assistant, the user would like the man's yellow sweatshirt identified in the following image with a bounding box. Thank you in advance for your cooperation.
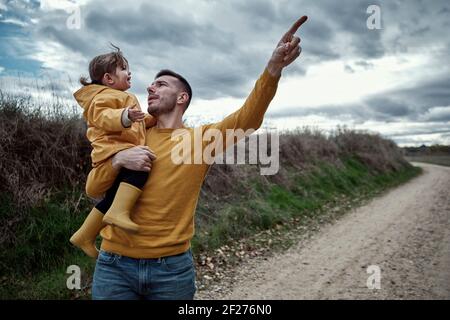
[86,69,281,258]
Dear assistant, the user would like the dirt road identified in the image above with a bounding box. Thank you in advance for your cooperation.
[198,163,450,300]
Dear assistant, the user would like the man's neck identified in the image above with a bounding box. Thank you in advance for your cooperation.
[155,113,184,129]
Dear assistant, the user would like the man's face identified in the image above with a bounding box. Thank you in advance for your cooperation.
[147,76,180,116]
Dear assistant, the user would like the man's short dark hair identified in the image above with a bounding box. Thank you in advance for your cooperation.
[155,69,192,110]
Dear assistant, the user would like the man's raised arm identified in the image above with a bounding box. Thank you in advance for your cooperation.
[203,16,308,148]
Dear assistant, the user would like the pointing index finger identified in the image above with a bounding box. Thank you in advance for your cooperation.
[287,16,308,35]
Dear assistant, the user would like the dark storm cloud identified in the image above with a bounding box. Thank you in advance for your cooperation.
[344,65,355,73]
[420,107,450,122]
[24,0,444,101]
[354,60,374,69]
[234,0,278,26]
[385,122,450,145]
[84,3,235,51]
[311,0,385,59]
[40,24,97,55]
[1,0,449,146]
[389,128,450,138]
[366,74,450,120]
[266,99,412,122]
[3,0,450,119]
[30,1,268,99]
[366,97,411,118]
[29,0,349,99]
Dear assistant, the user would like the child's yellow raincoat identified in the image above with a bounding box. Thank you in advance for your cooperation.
[74,85,155,167]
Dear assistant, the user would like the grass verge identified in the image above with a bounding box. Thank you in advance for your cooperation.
[0,159,421,299]
[192,159,421,253]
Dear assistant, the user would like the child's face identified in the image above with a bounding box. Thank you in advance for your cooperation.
[108,63,131,91]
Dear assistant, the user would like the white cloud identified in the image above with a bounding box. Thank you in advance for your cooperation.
[274,53,431,110]
[40,0,92,11]
[0,2,7,12]
[1,18,28,27]
[30,40,84,75]
[419,106,450,122]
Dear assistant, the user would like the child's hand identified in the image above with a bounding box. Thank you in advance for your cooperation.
[128,106,145,122]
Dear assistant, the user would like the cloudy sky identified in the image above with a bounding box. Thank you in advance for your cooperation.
[1,0,449,146]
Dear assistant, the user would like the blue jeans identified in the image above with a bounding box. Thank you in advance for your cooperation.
[92,249,196,300]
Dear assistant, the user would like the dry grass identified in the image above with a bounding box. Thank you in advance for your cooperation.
[0,92,90,198]
[0,91,91,247]
[201,127,408,198]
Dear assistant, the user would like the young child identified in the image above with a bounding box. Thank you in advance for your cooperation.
[70,46,155,258]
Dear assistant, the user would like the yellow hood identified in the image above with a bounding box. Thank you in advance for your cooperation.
[73,84,109,111]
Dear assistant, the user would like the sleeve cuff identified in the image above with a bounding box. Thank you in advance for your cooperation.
[121,108,132,128]
[106,157,120,174]
[262,67,282,87]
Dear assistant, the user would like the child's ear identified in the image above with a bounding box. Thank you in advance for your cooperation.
[103,73,114,85]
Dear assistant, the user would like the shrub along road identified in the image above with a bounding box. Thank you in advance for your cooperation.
[197,163,450,299]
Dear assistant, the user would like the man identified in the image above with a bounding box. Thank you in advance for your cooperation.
[87,16,308,300]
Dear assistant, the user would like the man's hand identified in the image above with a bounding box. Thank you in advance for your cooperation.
[128,106,145,122]
[112,146,156,172]
[267,16,308,77]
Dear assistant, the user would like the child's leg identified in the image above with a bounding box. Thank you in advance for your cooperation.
[70,207,104,258]
[102,169,149,233]
[85,160,120,199]
[70,166,125,258]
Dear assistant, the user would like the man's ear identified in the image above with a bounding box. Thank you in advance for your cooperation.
[177,92,188,104]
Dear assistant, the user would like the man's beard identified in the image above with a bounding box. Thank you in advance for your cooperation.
[148,100,176,116]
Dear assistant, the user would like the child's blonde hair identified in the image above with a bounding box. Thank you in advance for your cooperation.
[80,44,128,86]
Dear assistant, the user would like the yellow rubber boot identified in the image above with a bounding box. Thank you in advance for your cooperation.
[102,182,141,233]
[70,207,104,258]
